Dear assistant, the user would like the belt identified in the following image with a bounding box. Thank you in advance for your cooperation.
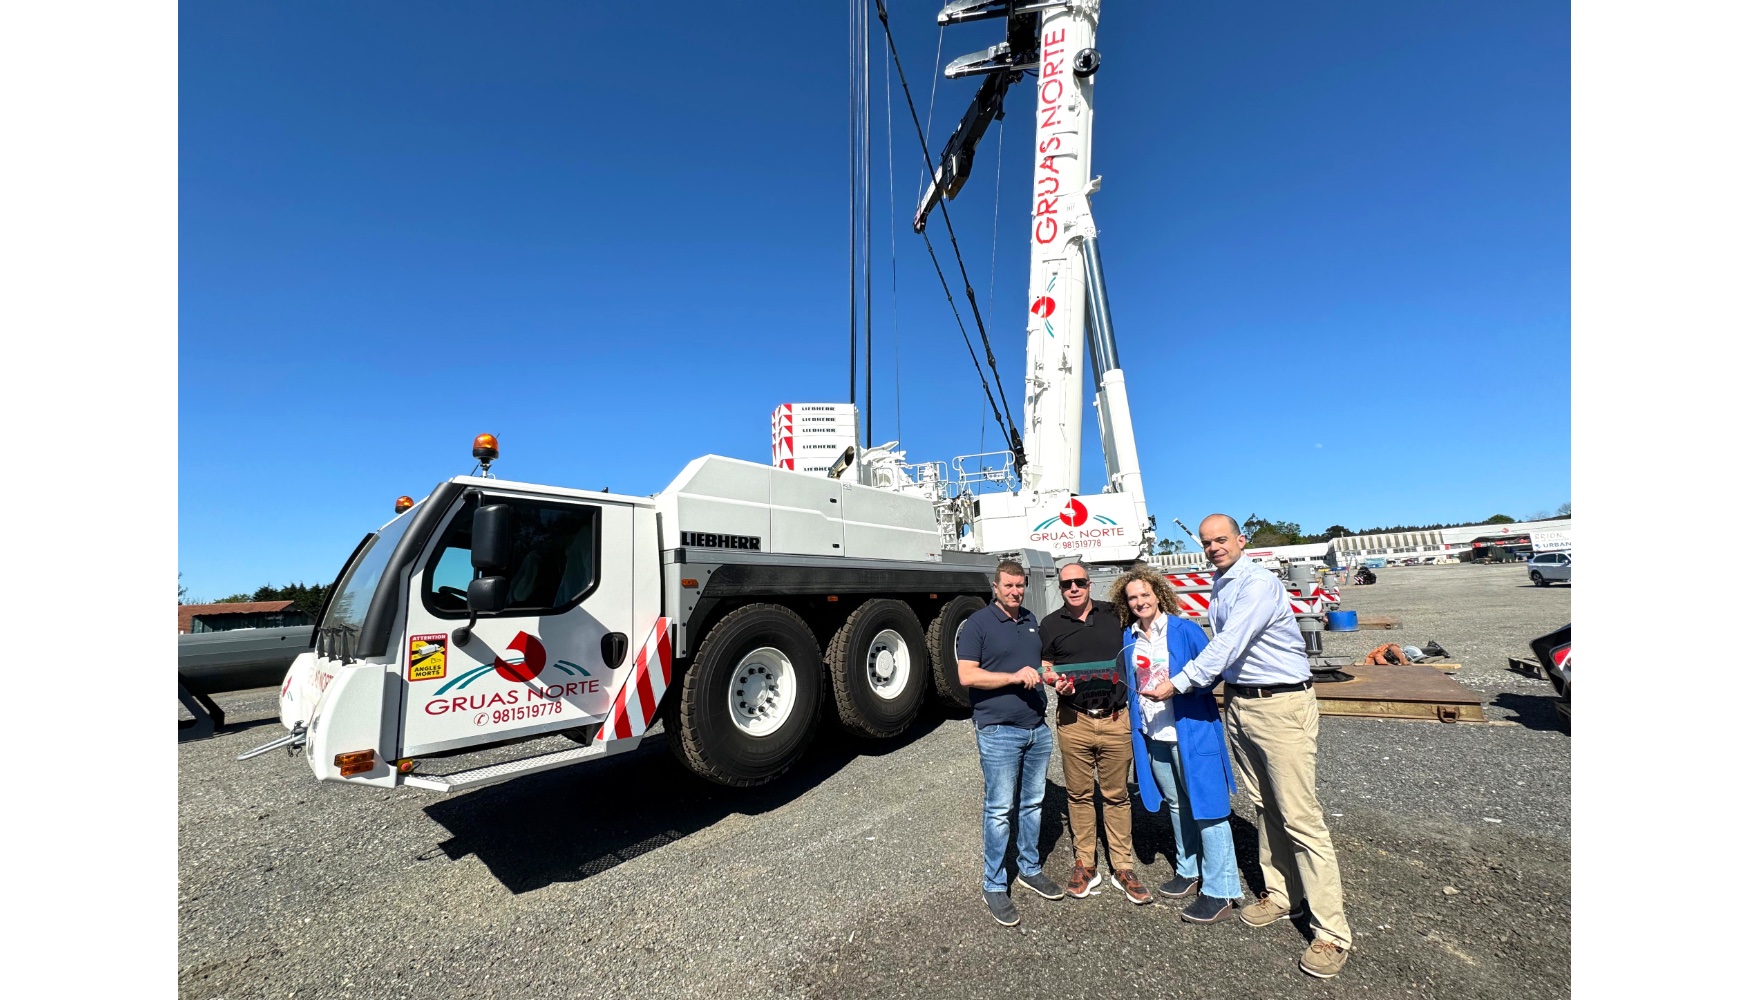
[1067,702,1119,719]
[1225,679,1313,699]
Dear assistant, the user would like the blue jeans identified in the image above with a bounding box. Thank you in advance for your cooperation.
[1147,737,1242,900]
[975,720,1054,893]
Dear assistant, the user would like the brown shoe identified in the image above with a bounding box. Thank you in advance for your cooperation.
[1239,893,1305,928]
[1066,860,1101,898]
[1299,939,1350,979]
[1112,868,1153,905]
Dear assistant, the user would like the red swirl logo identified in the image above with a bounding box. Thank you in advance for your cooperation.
[1059,498,1089,527]
[493,632,547,683]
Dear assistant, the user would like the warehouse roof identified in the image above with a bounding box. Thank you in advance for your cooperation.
[178,601,296,634]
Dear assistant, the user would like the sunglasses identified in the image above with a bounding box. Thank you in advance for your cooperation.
[1058,578,1090,591]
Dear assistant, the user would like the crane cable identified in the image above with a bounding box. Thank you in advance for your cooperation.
[874,0,1025,468]
[886,34,901,448]
[862,0,873,447]
[847,0,860,407]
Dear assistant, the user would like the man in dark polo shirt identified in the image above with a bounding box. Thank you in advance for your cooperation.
[956,558,1064,926]
[1040,560,1152,904]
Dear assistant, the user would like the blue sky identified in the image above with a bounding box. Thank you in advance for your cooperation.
[178,0,1570,599]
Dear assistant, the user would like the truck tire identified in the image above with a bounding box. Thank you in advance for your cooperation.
[926,595,984,710]
[826,599,929,739]
[666,603,823,787]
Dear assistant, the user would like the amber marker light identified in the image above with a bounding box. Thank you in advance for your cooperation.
[396,759,416,774]
[472,433,500,462]
[334,749,376,777]
[680,578,699,589]
[395,496,414,513]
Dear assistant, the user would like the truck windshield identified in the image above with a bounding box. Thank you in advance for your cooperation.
[318,507,417,654]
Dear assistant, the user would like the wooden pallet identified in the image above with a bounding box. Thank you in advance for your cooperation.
[1215,661,1484,723]
[1353,615,1402,630]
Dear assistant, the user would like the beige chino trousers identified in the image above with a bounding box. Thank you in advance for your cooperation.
[1055,705,1135,870]
[1224,687,1353,949]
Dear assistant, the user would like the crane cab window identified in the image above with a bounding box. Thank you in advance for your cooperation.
[422,496,601,617]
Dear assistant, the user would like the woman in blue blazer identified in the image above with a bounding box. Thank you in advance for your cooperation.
[1114,566,1243,924]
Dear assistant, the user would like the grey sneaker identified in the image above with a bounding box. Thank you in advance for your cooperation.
[1016,871,1065,900]
[984,889,1019,926]
[1158,874,1200,898]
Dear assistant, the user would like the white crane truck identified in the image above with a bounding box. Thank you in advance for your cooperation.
[243,0,1193,792]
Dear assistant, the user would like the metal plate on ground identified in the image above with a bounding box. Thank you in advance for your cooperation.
[1506,654,1543,678]
[1216,662,1485,723]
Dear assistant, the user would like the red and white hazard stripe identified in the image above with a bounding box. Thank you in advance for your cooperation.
[599,617,672,743]
[1165,574,1215,618]
[770,405,796,469]
[1177,591,1213,618]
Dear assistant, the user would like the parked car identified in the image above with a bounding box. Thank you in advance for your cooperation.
[1527,551,1571,586]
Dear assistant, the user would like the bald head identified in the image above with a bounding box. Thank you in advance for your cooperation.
[1202,513,1242,537]
[1198,513,1247,572]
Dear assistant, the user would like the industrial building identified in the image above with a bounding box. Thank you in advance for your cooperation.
[1151,518,1573,572]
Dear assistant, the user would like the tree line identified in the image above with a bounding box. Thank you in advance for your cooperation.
[1155,501,1571,552]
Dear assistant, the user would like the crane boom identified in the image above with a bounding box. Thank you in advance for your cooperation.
[931,0,1151,562]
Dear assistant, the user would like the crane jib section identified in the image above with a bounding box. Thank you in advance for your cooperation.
[1022,4,1096,497]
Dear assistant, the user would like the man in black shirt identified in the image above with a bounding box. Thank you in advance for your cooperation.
[1041,561,1152,904]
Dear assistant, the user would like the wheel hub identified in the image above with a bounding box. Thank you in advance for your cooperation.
[728,646,796,737]
[864,628,911,701]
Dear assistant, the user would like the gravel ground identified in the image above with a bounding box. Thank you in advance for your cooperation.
[179,563,1569,999]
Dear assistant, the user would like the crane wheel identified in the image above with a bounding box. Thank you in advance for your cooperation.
[926,595,984,710]
[665,603,822,787]
[826,599,929,739]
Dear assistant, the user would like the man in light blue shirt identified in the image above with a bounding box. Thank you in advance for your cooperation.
[1141,514,1353,979]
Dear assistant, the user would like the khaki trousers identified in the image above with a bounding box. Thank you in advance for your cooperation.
[1055,706,1134,870]
[1224,688,1353,948]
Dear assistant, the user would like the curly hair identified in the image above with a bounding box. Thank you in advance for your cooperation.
[1107,565,1180,628]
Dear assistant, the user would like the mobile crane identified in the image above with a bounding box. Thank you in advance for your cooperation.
[242,0,1160,791]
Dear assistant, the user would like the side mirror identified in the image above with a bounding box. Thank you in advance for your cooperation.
[472,504,512,576]
[467,576,508,614]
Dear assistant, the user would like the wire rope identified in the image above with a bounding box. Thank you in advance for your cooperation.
[886,39,901,449]
[989,117,1003,309]
[874,0,1025,466]
[847,0,858,406]
[916,26,945,205]
[863,0,873,447]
